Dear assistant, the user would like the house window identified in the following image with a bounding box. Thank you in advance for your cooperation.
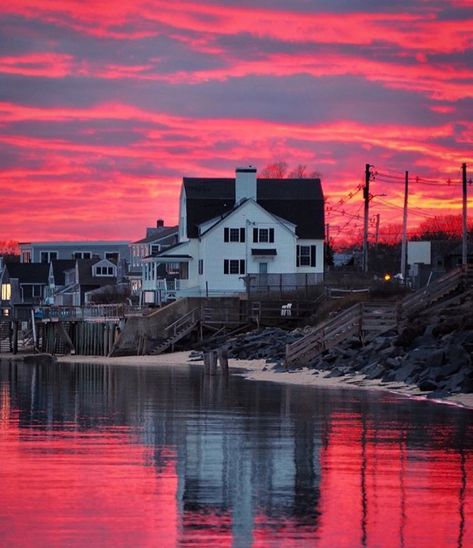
[105,252,119,262]
[198,259,203,275]
[151,245,160,255]
[166,263,180,275]
[180,263,189,280]
[296,245,316,267]
[224,259,245,275]
[32,285,42,298]
[73,252,91,259]
[21,251,31,263]
[95,266,114,276]
[1,283,11,300]
[253,228,274,243]
[224,227,245,242]
[40,251,58,263]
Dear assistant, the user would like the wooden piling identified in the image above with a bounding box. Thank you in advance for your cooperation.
[209,350,218,375]
[12,320,18,355]
[218,348,229,375]
[108,323,114,356]
[203,352,211,375]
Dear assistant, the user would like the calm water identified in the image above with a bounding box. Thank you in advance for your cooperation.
[1,360,472,547]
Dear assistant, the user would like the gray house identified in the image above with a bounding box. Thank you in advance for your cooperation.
[129,220,178,295]
[19,241,130,264]
[0,262,49,319]
[55,258,118,306]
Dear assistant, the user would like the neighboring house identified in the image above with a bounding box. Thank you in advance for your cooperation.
[142,166,325,303]
[44,259,76,305]
[0,262,49,313]
[128,220,178,295]
[19,241,130,264]
[55,258,118,306]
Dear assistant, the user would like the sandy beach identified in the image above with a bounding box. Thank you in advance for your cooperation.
[3,350,471,411]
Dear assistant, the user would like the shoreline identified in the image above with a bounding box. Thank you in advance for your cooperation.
[2,351,472,410]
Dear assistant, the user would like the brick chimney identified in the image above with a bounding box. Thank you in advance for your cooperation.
[156,219,164,228]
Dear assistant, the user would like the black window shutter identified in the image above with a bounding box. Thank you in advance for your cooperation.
[311,245,316,267]
[224,260,229,274]
[296,245,300,267]
[240,260,245,275]
[224,228,229,242]
[269,228,274,243]
[253,228,258,242]
[240,228,245,242]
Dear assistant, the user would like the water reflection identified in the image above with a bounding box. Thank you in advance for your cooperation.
[0,360,472,546]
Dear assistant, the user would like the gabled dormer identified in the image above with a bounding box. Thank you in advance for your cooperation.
[92,258,117,278]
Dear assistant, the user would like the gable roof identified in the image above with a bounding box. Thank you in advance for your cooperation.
[183,177,324,239]
[198,198,296,239]
[76,259,116,285]
[4,262,49,284]
[132,226,178,244]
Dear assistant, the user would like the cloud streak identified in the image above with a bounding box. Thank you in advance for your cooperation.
[0,0,471,242]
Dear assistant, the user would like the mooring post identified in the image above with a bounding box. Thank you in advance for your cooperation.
[12,320,18,355]
[209,350,218,375]
[218,348,229,375]
[203,352,211,375]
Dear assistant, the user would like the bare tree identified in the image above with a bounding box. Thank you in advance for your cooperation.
[260,162,320,179]
[414,214,472,240]
[259,161,288,178]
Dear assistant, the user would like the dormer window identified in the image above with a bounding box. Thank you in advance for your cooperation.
[94,265,115,276]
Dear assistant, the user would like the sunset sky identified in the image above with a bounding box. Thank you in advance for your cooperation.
[1,0,472,244]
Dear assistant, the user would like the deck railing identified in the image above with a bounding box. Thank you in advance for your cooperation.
[35,304,143,321]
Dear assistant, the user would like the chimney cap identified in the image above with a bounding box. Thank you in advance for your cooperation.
[236,165,257,173]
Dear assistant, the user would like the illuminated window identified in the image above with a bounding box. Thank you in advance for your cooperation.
[1,284,11,300]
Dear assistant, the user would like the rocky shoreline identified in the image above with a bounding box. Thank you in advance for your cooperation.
[199,292,473,401]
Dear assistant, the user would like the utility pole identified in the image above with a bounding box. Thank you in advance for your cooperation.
[325,223,330,246]
[362,163,371,273]
[400,171,409,282]
[375,214,380,246]
[462,163,468,267]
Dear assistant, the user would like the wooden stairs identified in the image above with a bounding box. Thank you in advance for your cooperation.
[286,266,472,367]
[141,307,200,356]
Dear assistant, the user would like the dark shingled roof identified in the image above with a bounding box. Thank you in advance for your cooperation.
[76,259,116,286]
[4,262,49,284]
[51,260,76,285]
[183,177,324,239]
[132,226,178,244]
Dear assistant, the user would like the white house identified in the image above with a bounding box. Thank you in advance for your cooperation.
[142,167,325,303]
